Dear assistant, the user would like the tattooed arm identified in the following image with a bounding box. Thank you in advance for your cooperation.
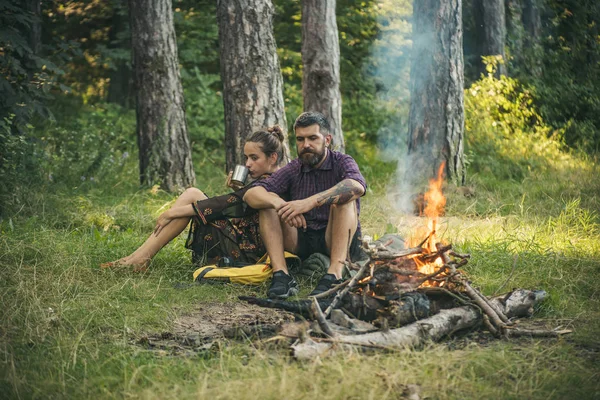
[315,179,365,206]
[277,179,365,223]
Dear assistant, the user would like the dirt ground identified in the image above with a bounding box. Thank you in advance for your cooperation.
[136,302,295,354]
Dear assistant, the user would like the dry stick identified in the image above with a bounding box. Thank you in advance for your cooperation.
[414,265,449,286]
[323,259,371,318]
[417,232,433,248]
[436,243,510,324]
[436,243,510,331]
[370,247,425,260]
[449,251,471,260]
[421,244,453,261]
[467,281,511,324]
[310,296,337,338]
[417,287,471,306]
[313,280,349,299]
[387,266,425,276]
[462,283,506,330]
[492,254,518,296]
[482,314,498,335]
[505,328,572,338]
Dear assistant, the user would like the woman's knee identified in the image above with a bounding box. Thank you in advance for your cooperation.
[180,187,207,203]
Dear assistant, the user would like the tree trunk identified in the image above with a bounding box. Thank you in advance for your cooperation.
[129,0,195,191]
[505,0,524,64]
[505,0,541,77]
[107,0,133,108]
[301,0,344,153]
[25,0,41,55]
[473,0,507,77]
[522,0,541,41]
[217,0,289,171]
[521,0,542,75]
[407,0,465,187]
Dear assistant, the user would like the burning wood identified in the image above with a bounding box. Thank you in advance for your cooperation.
[239,163,571,356]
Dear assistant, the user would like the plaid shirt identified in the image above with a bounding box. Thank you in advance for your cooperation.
[255,149,367,231]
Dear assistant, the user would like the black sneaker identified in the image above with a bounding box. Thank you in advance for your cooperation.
[309,273,344,297]
[267,271,299,299]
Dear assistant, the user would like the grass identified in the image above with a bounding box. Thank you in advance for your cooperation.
[1,146,600,399]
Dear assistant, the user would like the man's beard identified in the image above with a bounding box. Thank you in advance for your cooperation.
[299,148,326,167]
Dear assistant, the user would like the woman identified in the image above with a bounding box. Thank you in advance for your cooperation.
[101,126,285,271]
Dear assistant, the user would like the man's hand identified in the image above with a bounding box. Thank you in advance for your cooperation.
[154,210,173,236]
[277,198,315,224]
[285,213,307,229]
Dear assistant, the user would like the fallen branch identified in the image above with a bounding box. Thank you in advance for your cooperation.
[370,247,425,260]
[505,328,573,338]
[292,289,547,359]
[323,259,370,317]
[313,280,349,299]
[310,296,336,338]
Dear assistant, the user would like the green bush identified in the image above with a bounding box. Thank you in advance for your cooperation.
[464,58,567,181]
[34,102,137,187]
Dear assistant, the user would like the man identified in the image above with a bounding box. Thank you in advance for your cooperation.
[243,112,367,299]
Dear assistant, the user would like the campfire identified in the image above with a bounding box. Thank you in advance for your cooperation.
[241,164,570,359]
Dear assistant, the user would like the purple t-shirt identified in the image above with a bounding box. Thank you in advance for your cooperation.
[255,149,367,231]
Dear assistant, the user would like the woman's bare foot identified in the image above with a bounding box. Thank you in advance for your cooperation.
[100,257,150,272]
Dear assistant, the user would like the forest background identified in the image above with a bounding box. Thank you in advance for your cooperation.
[1,0,600,398]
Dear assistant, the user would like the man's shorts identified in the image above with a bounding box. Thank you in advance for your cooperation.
[296,228,364,261]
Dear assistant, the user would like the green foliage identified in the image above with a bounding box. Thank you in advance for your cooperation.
[44,0,126,102]
[512,1,600,153]
[183,70,224,148]
[464,58,567,181]
[174,0,220,76]
[0,1,73,216]
[34,102,137,187]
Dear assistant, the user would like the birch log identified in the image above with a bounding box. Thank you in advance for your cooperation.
[292,289,547,359]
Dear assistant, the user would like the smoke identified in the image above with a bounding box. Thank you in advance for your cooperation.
[369,1,414,214]
[370,1,444,216]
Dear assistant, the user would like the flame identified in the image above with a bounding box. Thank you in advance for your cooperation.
[411,162,447,284]
[424,163,446,221]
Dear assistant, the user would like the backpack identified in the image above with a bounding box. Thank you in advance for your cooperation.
[192,252,300,285]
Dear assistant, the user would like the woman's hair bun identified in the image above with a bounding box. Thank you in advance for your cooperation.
[267,125,284,142]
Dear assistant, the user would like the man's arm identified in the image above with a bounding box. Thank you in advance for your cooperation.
[277,179,365,222]
[315,178,365,206]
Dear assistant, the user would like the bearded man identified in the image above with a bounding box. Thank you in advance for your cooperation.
[243,112,367,299]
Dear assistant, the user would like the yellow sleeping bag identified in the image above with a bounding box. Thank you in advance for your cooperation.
[192,252,300,285]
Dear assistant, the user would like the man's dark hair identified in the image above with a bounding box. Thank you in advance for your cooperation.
[293,111,331,134]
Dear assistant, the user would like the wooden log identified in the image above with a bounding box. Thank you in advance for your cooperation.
[310,296,336,337]
[370,247,425,260]
[292,289,548,359]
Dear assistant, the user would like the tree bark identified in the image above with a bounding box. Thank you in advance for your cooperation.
[301,0,344,153]
[407,0,465,186]
[24,0,41,55]
[129,0,195,191]
[107,0,133,108]
[473,0,507,77]
[521,0,541,42]
[217,0,289,171]
[505,0,541,77]
[505,0,524,64]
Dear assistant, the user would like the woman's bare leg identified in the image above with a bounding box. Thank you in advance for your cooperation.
[103,188,207,269]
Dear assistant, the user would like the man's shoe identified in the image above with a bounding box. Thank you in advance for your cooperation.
[309,273,344,297]
[267,271,299,299]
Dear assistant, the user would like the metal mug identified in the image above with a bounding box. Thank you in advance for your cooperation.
[231,165,249,186]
